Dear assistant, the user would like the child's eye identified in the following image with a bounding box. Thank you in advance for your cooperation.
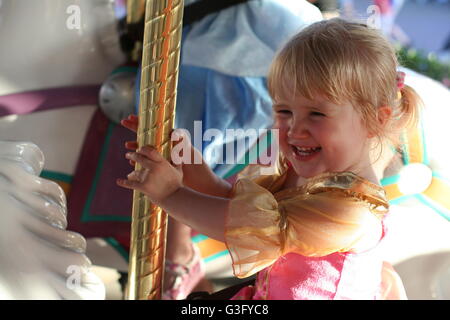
[310,111,325,117]
[276,110,292,116]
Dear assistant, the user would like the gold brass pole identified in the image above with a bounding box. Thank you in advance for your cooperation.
[126,0,184,300]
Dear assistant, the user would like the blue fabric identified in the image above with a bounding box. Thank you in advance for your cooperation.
[177,65,273,177]
[135,0,323,176]
[135,64,273,176]
[182,0,322,77]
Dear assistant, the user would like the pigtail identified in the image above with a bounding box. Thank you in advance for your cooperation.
[395,84,423,140]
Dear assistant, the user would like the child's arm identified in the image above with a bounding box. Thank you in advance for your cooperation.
[116,145,229,242]
[121,115,232,198]
[159,187,228,242]
[179,135,232,198]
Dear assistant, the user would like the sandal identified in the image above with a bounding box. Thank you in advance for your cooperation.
[162,243,205,300]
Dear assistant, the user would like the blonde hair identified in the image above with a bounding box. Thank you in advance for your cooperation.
[267,18,422,151]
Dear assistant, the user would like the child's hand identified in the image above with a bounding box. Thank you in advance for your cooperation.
[120,115,198,167]
[121,115,139,166]
[119,115,227,197]
[121,114,138,134]
[116,145,183,206]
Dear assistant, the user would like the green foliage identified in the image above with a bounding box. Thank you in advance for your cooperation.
[396,45,450,88]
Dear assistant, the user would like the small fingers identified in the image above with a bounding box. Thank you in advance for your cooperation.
[126,171,140,181]
[125,141,138,150]
[124,114,138,123]
[116,178,140,190]
[137,145,164,162]
[125,152,154,169]
[127,169,148,182]
[121,115,139,132]
[121,121,138,132]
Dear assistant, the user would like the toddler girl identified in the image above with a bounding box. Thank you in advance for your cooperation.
[117,18,421,299]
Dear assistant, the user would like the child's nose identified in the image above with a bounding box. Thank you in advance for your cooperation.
[288,121,310,139]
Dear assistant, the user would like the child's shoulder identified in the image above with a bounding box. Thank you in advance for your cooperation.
[237,166,389,213]
[302,172,384,195]
[280,171,389,219]
[310,172,386,205]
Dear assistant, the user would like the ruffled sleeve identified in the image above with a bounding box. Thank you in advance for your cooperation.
[225,173,388,279]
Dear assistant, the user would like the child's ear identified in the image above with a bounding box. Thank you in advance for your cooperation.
[367,106,392,138]
[377,106,392,127]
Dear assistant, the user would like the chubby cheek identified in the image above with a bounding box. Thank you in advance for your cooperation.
[272,121,291,153]
[317,124,366,170]
[307,124,344,161]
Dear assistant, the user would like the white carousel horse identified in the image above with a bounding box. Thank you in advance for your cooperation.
[0,141,105,299]
[1,0,450,299]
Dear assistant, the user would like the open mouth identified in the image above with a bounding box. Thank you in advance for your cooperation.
[291,145,322,160]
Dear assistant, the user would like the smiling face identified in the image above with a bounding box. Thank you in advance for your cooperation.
[266,20,409,182]
[273,94,373,179]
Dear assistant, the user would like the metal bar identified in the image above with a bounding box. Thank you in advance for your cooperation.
[126,0,184,300]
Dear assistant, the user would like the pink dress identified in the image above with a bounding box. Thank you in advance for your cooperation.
[230,242,386,300]
[224,161,405,300]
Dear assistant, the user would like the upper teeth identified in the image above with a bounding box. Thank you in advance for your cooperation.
[295,146,319,152]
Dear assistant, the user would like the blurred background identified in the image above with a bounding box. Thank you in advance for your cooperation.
[0,0,449,300]
[309,0,450,87]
